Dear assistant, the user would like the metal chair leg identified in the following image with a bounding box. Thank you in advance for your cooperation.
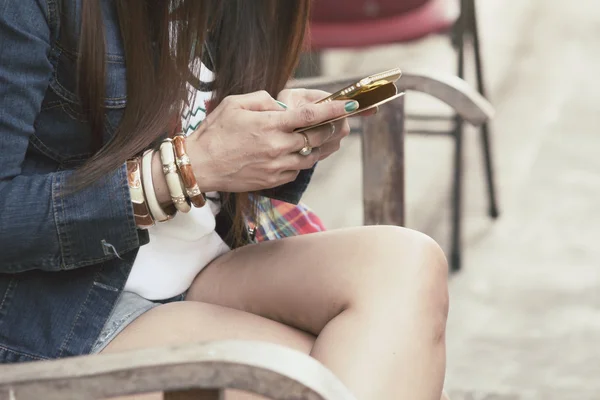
[451,116,464,272]
[469,0,500,219]
[448,0,467,272]
[449,0,499,272]
[457,0,467,79]
[478,123,500,218]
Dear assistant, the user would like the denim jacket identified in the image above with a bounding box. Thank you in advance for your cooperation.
[0,0,314,363]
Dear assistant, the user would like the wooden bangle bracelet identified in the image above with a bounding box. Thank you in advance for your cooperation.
[173,135,206,208]
[141,149,176,222]
[160,139,192,214]
[126,157,154,228]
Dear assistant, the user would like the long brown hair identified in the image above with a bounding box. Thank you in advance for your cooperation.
[68,0,310,245]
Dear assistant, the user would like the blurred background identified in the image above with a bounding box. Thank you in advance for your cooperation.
[298,0,600,398]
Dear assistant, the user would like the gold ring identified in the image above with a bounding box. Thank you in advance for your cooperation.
[299,132,312,156]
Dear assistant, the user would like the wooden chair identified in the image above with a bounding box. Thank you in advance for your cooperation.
[0,341,356,400]
[291,70,494,228]
[298,0,500,271]
[0,72,492,400]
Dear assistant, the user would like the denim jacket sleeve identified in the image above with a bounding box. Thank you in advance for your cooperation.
[0,0,141,273]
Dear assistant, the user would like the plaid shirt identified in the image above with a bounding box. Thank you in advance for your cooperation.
[249,197,326,243]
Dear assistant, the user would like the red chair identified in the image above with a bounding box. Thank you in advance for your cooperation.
[309,0,458,48]
[299,0,499,271]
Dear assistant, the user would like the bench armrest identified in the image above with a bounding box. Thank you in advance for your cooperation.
[0,341,356,400]
[289,70,494,126]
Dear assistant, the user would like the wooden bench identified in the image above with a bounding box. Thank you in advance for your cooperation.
[0,72,492,400]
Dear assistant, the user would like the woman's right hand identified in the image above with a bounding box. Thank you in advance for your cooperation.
[185,90,356,193]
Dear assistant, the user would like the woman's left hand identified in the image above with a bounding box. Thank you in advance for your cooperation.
[277,88,375,161]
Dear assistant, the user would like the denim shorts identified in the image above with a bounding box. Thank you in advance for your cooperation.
[90,291,186,354]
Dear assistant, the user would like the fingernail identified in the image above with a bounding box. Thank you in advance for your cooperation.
[344,101,359,113]
[276,100,288,109]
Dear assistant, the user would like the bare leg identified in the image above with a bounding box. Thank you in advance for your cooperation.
[105,226,448,399]
[187,226,449,399]
[103,301,315,400]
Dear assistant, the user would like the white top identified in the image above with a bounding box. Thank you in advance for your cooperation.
[124,63,230,300]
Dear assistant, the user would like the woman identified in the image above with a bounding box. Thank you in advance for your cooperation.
[0,0,449,399]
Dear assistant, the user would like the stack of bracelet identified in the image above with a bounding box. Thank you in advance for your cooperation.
[127,134,206,228]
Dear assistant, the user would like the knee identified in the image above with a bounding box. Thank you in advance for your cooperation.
[353,226,450,338]
[363,225,448,285]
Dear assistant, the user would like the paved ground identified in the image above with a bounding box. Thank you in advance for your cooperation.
[301,1,600,398]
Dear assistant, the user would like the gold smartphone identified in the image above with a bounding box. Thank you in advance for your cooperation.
[295,68,404,132]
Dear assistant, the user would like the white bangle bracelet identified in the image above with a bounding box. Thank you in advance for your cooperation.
[142,149,175,222]
[160,139,191,213]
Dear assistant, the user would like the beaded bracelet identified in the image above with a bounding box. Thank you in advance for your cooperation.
[173,135,206,208]
[141,149,176,222]
[126,157,154,228]
[160,139,191,213]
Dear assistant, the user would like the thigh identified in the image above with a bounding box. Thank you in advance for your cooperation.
[186,226,443,336]
[103,301,315,400]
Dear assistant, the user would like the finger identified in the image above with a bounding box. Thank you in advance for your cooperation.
[224,90,287,112]
[272,100,360,132]
[318,141,341,161]
[277,88,331,108]
[263,131,308,158]
[294,88,331,104]
[278,149,321,171]
[271,131,319,157]
[303,123,336,148]
[331,119,349,141]
[262,128,336,159]
[357,106,378,117]
[310,118,349,145]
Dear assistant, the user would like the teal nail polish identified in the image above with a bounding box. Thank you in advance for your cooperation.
[345,101,359,113]
[276,100,288,109]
